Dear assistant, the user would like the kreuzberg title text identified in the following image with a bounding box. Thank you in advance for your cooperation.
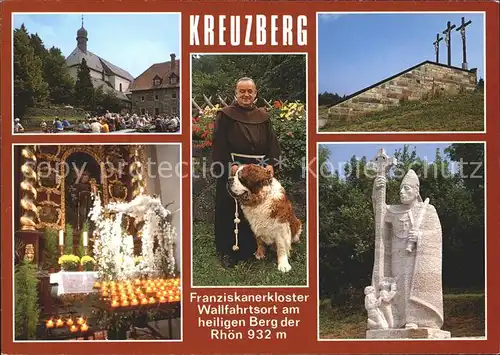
[190,15,308,46]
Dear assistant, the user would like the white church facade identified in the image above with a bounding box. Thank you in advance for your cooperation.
[65,21,134,107]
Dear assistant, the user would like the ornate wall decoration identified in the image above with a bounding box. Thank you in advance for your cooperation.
[20,145,40,231]
[38,145,61,159]
[129,145,147,198]
[59,146,108,229]
[36,201,63,229]
[22,145,140,232]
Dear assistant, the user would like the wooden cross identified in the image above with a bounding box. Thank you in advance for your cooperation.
[442,21,456,67]
[456,16,472,70]
[433,33,444,64]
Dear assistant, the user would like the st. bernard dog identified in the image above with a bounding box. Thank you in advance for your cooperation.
[227,164,302,273]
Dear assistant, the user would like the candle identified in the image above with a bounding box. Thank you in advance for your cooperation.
[81,323,89,332]
[46,319,54,328]
[159,296,167,303]
[66,318,74,326]
[131,298,139,306]
[70,325,78,333]
[58,230,64,246]
[141,298,148,305]
[56,318,64,327]
[148,297,155,304]
[77,317,85,325]
[121,299,129,307]
[111,300,120,308]
[82,231,88,247]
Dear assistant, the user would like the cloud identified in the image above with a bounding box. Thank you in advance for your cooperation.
[319,14,343,22]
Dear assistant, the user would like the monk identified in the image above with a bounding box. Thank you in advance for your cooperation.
[211,77,281,268]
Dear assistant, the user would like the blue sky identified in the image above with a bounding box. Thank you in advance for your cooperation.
[13,13,181,78]
[320,142,457,178]
[318,13,485,96]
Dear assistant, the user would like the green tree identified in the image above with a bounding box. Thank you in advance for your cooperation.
[13,24,49,117]
[44,47,75,105]
[74,58,94,108]
[192,54,306,103]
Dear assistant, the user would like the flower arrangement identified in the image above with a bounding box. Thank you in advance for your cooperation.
[58,254,80,271]
[271,100,306,121]
[192,105,221,149]
[80,256,96,271]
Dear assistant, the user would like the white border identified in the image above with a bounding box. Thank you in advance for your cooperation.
[315,140,488,342]
[12,142,184,343]
[189,52,309,289]
[315,11,487,135]
[11,12,183,136]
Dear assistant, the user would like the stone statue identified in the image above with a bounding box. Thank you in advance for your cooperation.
[378,277,397,329]
[367,150,449,339]
[364,286,388,330]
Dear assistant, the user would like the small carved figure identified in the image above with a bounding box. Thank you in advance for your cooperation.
[378,277,397,328]
[24,244,35,263]
[364,286,388,330]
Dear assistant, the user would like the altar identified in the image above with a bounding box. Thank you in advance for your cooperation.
[13,144,182,341]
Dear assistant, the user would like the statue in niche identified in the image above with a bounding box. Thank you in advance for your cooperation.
[67,169,100,231]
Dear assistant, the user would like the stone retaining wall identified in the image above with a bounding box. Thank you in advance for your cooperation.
[325,61,477,124]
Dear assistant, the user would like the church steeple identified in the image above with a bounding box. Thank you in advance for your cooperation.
[76,15,88,53]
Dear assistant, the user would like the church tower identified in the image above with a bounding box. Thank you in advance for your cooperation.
[76,15,88,53]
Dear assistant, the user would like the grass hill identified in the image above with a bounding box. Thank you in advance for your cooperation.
[319,292,485,339]
[19,105,86,131]
[319,90,484,132]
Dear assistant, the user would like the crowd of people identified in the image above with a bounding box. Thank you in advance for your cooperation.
[13,111,181,134]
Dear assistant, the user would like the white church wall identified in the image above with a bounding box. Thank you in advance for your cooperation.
[145,144,182,273]
[112,75,131,93]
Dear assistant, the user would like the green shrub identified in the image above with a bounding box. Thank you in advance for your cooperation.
[15,259,40,340]
[64,223,73,255]
[43,228,58,269]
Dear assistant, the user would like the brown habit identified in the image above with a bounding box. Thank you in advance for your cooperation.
[211,102,281,260]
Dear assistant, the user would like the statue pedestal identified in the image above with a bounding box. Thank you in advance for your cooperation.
[15,229,43,265]
[366,328,451,339]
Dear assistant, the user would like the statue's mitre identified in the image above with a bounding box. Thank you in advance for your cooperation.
[401,169,420,187]
[401,169,423,202]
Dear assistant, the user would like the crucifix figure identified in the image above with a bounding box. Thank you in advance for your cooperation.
[442,21,456,67]
[456,16,472,70]
[433,33,444,64]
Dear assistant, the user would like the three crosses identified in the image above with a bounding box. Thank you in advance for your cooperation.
[434,17,472,69]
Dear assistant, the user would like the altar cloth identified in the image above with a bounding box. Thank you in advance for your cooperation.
[49,271,99,296]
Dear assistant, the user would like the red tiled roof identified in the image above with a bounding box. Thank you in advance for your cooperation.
[129,59,180,92]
